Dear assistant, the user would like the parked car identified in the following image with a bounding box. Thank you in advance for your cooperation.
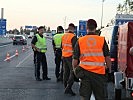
[28,35,33,38]
[13,35,27,45]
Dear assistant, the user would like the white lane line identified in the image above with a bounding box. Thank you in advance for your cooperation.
[4,54,16,61]
[0,44,9,48]
[16,53,32,67]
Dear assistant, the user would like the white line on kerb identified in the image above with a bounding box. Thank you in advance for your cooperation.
[4,54,16,61]
[16,53,32,67]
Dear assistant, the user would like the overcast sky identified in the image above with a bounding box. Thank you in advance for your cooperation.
[0,0,123,30]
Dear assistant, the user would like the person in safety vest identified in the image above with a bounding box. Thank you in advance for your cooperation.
[52,26,64,82]
[31,26,51,81]
[72,19,111,100]
[62,23,77,96]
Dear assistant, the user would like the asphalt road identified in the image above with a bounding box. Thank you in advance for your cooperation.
[0,38,115,100]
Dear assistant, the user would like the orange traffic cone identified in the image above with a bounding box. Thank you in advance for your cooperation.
[15,49,19,56]
[6,52,10,61]
[22,46,25,52]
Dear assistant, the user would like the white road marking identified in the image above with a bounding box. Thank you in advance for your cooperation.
[4,54,16,61]
[16,53,32,67]
[0,44,9,48]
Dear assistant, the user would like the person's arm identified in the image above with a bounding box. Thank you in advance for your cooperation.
[72,41,80,69]
[31,36,39,51]
[103,39,111,73]
[52,39,56,51]
[71,36,77,50]
[105,56,111,73]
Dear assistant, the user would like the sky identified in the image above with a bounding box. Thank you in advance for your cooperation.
[0,0,123,30]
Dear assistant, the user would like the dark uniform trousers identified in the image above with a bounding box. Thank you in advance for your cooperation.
[33,51,37,64]
[55,49,63,79]
[35,52,48,79]
[63,57,75,88]
[75,66,108,100]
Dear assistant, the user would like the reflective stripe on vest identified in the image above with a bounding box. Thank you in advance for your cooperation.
[80,61,105,67]
[35,34,47,53]
[62,50,73,53]
[62,44,72,47]
[80,52,103,58]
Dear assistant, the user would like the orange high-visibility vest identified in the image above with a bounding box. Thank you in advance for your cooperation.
[79,35,105,74]
[62,33,75,57]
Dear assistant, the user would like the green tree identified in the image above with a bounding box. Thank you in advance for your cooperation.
[117,3,123,13]
[43,25,47,32]
[20,27,23,34]
[117,0,133,14]
[129,1,133,13]
[12,29,19,34]
[47,27,51,33]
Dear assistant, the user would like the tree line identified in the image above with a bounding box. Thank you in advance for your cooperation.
[117,0,133,14]
[8,25,51,35]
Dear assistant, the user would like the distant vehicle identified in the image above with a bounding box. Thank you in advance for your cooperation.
[8,34,15,40]
[114,22,133,99]
[13,35,27,45]
[28,35,33,38]
[28,32,34,38]
[100,14,133,72]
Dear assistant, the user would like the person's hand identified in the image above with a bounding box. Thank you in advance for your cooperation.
[36,48,40,52]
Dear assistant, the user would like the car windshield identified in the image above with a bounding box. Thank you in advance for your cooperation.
[15,36,23,39]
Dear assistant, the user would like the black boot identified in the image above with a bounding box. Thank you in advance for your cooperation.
[36,78,42,81]
[64,86,76,96]
[43,76,51,80]
[57,76,63,82]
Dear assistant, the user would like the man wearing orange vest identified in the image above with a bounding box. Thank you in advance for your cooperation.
[72,19,111,100]
[62,23,77,96]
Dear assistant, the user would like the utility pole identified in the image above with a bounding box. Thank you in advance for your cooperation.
[101,0,105,29]
[1,8,4,19]
[64,16,67,32]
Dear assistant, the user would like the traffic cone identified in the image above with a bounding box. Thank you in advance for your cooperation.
[22,46,25,52]
[15,49,19,56]
[6,52,10,61]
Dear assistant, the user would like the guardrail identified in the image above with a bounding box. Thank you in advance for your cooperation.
[0,37,12,46]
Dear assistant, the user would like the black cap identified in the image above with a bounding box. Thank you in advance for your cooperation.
[38,26,44,30]
[57,26,64,31]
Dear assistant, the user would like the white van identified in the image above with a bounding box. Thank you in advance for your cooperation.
[100,26,114,50]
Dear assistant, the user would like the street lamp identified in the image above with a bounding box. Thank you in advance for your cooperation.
[101,0,105,29]
[64,16,67,32]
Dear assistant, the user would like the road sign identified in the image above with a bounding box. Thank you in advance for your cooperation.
[79,20,87,36]
[25,26,32,29]
[0,19,6,35]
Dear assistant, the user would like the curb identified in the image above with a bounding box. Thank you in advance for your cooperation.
[0,42,12,46]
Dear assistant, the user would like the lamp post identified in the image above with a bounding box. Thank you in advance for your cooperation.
[101,0,105,29]
[64,16,67,32]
